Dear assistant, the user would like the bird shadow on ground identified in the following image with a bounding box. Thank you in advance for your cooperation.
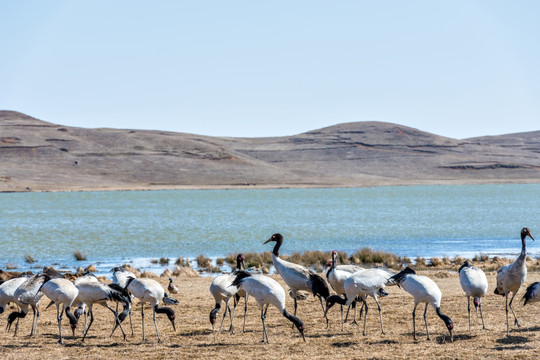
[367,339,399,345]
[495,335,531,345]
[63,342,125,348]
[179,329,212,337]
[511,326,540,333]
[308,332,354,339]
[0,344,42,349]
[331,341,357,348]
[194,341,249,348]
[436,334,474,343]
[434,335,454,344]
[491,335,533,351]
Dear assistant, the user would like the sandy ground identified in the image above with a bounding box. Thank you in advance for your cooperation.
[2,270,540,360]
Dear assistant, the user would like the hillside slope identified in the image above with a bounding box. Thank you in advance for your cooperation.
[1,111,539,192]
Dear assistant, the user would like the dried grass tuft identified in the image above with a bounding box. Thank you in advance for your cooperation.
[196,254,212,271]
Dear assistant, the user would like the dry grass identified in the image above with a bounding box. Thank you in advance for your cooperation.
[196,254,212,271]
[2,270,540,359]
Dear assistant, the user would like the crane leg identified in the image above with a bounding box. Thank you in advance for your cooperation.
[229,296,238,334]
[353,299,364,326]
[505,292,510,336]
[57,305,64,345]
[82,309,94,341]
[412,303,418,341]
[153,308,162,343]
[479,300,486,330]
[261,305,269,343]
[362,298,368,336]
[107,304,126,340]
[141,303,145,341]
[423,303,430,340]
[242,294,248,333]
[30,305,39,336]
[129,310,134,336]
[218,300,230,335]
[509,292,520,328]
[291,298,298,329]
[467,296,471,334]
[344,302,351,322]
[374,296,384,335]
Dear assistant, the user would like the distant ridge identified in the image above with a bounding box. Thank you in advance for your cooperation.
[1,110,539,192]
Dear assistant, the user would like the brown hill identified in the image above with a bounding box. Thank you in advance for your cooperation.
[1,110,539,192]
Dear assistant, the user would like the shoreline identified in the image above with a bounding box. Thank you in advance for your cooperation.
[1,248,532,280]
[2,178,540,194]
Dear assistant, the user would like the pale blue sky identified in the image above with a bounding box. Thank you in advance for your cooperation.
[1,1,539,138]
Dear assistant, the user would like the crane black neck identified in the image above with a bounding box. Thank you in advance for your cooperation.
[271,238,283,256]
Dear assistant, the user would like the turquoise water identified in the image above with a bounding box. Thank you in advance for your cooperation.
[1,184,539,273]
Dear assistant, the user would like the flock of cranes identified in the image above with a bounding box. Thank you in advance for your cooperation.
[209,228,538,344]
[0,227,538,346]
[0,266,178,344]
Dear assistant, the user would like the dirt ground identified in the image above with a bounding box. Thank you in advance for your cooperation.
[2,269,540,360]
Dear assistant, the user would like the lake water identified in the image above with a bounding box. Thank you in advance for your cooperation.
[1,184,539,275]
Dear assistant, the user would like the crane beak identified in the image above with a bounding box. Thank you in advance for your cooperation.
[299,326,306,342]
[171,319,176,332]
[263,238,273,244]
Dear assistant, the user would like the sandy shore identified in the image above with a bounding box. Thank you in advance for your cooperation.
[4,178,540,193]
[1,269,540,359]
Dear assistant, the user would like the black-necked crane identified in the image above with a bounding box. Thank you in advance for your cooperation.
[390,267,454,341]
[0,277,27,331]
[111,267,137,288]
[73,272,99,332]
[459,260,488,332]
[209,253,248,335]
[168,278,179,295]
[264,234,330,320]
[494,227,534,336]
[75,281,132,341]
[39,278,79,344]
[324,268,394,336]
[111,267,137,335]
[523,282,540,306]
[124,277,176,343]
[9,268,62,336]
[326,250,364,329]
[230,271,305,343]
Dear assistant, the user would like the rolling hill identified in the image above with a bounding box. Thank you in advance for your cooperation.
[1,110,539,192]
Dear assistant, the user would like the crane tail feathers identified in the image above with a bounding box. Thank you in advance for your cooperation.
[389,267,416,285]
[522,282,540,306]
[230,270,252,289]
[309,273,330,300]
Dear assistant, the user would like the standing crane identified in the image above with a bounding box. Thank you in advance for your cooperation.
[390,267,454,342]
[459,260,488,332]
[209,253,248,334]
[326,250,364,329]
[39,278,79,344]
[230,271,305,343]
[264,234,330,320]
[124,277,176,343]
[494,227,534,336]
[324,268,394,336]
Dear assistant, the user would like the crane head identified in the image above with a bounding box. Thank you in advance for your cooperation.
[522,227,535,241]
[263,233,282,244]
